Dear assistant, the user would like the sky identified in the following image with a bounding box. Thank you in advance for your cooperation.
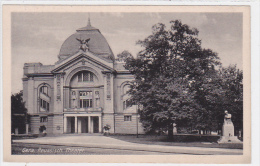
[12,12,243,93]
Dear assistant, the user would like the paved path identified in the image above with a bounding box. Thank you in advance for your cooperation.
[12,142,177,155]
[13,135,243,155]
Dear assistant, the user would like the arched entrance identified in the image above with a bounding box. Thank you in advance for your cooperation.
[63,69,103,134]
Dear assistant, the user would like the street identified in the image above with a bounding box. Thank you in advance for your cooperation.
[12,143,179,155]
[12,135,243,155]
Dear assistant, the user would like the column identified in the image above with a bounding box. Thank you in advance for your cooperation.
[99,116,102,133]
[64,116,67,133]
[91,118,93,133]
[26,124,29,134]
[78,118,82,134]
[88,116,91,133]
[75,116,78,134]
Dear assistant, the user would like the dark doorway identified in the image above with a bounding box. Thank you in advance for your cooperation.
[81,117,88,133]
[93,117,99,133]
[71,117,75,133]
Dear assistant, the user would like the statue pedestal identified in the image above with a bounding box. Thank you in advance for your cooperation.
[218,136,242,143]
[218,118,242,144]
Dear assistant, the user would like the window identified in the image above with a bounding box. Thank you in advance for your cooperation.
[40,99,49,111]
[40,86,48,95]
[39,85,51,112]
[124,116,132,121]
[78,71,94,82]
[79,91,93,108]
[123,85,131,95]
[40,116,48,123]
[123,99,131,110]
[123,101,126,110]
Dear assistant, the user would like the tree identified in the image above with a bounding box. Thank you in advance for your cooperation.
[219,65,243,135]
[11,91,29,134]
[187,65,243,136]
[125,20,221,138]
[116,50,134,62]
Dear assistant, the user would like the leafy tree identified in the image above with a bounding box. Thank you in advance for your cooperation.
[11,91,29,134]
[219,65,243,135]
[187,65,243,136]
[125,20,221,138]
[188,67,225,133]
[116,50,133,62]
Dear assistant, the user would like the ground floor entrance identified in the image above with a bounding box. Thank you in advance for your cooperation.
[64,114,102,134]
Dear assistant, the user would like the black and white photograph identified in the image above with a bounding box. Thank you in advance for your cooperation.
[3,5,251,164]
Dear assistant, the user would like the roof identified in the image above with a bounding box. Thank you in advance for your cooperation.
[58,21,114,63]
[23,63,55,75]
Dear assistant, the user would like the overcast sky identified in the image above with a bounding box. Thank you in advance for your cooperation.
[12,12,243,93]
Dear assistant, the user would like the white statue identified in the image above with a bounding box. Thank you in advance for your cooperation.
[71,91,77,108]
[218,110,242,144]
[95,91,100,107]
[224,110,232,125]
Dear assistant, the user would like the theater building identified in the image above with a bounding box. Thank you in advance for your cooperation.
[22,20,144,134]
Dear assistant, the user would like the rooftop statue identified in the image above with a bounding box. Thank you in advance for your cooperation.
[76,38,90,52]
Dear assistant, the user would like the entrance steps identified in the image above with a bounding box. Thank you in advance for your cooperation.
[64,133,103,136]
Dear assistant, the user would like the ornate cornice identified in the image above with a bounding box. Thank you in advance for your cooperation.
[52,54,114,73]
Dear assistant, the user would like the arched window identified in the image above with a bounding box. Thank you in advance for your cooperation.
[123,99,131,110]
[39,85,50,112]
[40,86,48,96]
[122,83,131,110]
[123,84,131,95]
[78,71,94,82]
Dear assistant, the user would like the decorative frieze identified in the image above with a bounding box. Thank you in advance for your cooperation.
[106,73,111,99]
[56,74,61,100]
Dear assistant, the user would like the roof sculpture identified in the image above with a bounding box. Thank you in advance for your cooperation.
[58,18,115,63]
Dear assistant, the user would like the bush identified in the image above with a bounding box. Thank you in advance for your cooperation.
[164,134,220,142]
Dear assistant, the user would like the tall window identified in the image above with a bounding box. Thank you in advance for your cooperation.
[40,99,49,111]
[123,99,130,110]
[123,85,130,95]
[78,71,94,82]
[39,86,50,112]
[79,91,93,108]
[40,86,48,95]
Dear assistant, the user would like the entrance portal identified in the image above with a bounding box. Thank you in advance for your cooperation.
[65,116,101,134]
[80,117,89,133]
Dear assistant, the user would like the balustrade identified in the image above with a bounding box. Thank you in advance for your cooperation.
[64,107,102,112]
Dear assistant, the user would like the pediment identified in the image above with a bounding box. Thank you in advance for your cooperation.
[52,51,114,73]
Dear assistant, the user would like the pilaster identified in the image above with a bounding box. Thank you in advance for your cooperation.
[27,77,35,114]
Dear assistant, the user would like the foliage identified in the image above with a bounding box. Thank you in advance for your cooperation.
[218,65,243,131]
[11,91,29,134]
[188,65,243,133]
[116,50,134,62]
[103,124,111,131]
[124,20,239,136]
[39,125,46,132]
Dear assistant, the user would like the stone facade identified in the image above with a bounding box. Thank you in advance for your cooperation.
[22,21,144,135]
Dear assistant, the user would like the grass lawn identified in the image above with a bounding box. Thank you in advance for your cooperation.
[107,134,243,149]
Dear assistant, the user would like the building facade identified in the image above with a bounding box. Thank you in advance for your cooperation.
[22,20,144,134]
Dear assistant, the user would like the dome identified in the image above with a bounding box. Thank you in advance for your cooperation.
[58,20,115,62]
